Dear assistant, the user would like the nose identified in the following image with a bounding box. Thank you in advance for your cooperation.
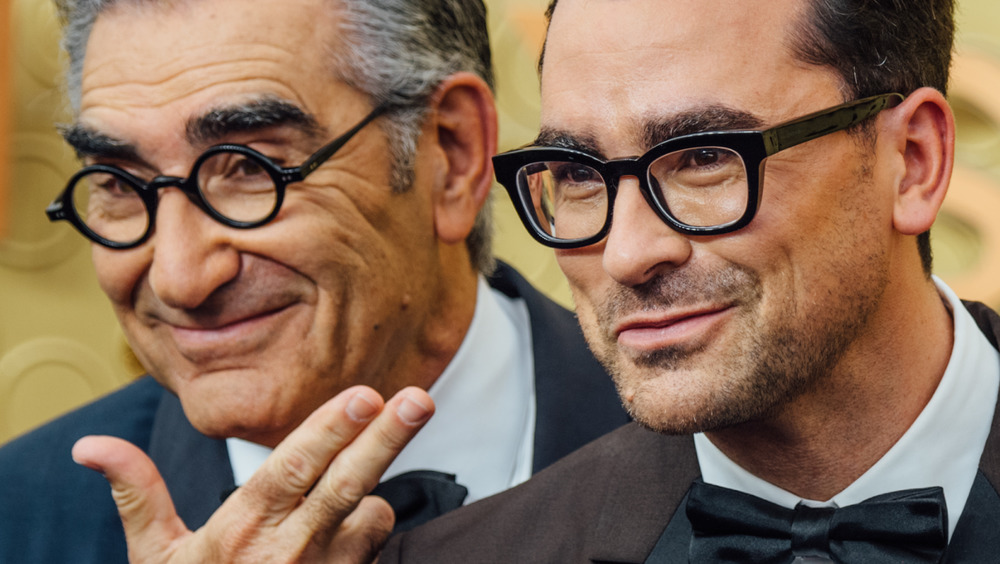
[602,177,692,287]
[146,188,240,309]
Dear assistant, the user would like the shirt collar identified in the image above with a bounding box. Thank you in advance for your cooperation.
[227,276,537,504]
[695,276,999,539]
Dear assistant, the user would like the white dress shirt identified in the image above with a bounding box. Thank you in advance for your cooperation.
[227,275,536,504]
[694,277,999,559]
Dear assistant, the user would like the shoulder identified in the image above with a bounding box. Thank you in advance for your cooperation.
[381,424,699,563]
[0,377,165,564]
[963,300,1000,350]
[486,260,577,333]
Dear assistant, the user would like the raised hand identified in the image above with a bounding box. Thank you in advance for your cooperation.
[72,385,434,564]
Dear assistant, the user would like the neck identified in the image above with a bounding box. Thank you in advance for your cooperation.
[705,275,954,500]
[380,250,480,396]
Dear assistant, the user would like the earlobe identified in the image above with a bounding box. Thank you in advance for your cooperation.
[891,87,955,236]
[427,73,498,245]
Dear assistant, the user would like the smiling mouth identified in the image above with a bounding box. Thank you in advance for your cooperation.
[166,304,297,360]
[614,305,734,352]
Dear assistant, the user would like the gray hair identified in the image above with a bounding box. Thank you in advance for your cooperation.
[55,0,497,274]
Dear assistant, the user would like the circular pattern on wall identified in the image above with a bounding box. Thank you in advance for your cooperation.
[0,132,82,270]
[0,337,121,442]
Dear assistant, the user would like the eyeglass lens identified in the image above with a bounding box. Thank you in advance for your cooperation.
[517,146,750,241]
[69,150,280,246]
[71,170,149,245]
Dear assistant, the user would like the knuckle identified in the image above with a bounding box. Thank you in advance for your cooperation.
[275,445,321,492]
[372,419,411,452]
[325,469,370,509]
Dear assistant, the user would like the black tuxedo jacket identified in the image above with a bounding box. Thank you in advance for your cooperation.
[0,263,627,564]
[380,301,1000,563]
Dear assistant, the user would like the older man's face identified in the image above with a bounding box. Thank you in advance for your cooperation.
[79,0,444,446]
[542,0,898,434]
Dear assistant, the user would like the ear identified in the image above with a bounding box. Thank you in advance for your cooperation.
[425,72,498,245]
[889,87,956,236]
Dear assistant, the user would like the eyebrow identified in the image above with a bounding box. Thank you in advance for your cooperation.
[534,105,766,159]
[59,97,326,165]
[185,96,324,147]
[60,125,145,163]
[641,106,764,150]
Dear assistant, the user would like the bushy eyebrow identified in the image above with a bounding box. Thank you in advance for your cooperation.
[59,97,325,164]
[60,124,145,163]
[185,96,324,147]
[641,106,764,150]
[534,129,604,157]
[533,105,765,160]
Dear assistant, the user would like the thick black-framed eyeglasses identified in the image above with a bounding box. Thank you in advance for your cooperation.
[46,103,389,249]
[493,93,904,249]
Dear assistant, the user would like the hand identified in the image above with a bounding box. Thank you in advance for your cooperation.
[71,386,434,564]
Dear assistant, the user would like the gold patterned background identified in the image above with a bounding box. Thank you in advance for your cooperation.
[1,0,999,443]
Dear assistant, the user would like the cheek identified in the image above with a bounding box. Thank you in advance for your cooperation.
[92,245,148,307]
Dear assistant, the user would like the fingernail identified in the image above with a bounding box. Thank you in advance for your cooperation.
[347,393,379,422]
[397,396,432,425]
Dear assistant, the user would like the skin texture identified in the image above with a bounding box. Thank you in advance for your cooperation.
[542,0,956,499]
[77,0,495,448]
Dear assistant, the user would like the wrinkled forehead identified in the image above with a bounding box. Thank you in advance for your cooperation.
[538,0,827,155]
[76,0,343,109]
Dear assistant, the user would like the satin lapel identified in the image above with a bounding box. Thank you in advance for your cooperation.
[486,262,629,472]
[643,491,694,564]
[148,390,235,530]
[946,301,1000,558]
[944,472,1000,562]
[582,425,700,564]
[963,301,1000,491]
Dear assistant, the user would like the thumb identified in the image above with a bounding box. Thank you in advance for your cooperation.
[72,435,192,563]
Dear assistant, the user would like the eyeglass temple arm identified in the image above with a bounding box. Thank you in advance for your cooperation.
[762,93,904,155]
[296,102,391,179]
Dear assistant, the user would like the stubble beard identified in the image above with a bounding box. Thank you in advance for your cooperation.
[587,257,886,436]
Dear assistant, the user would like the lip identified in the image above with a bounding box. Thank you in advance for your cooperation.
[614,305,734,352]
[166,304,298,361]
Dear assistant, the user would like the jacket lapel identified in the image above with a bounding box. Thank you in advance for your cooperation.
[147,388,235,530]
[582,425,700,563]
[932,301,1000,561]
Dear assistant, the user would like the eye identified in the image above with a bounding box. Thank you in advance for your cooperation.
[89,172,135,197]
[550,163,600,184]
[681,148,731,170]
[227,155,268,179]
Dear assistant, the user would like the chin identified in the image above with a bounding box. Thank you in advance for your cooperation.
[615,367,773,436]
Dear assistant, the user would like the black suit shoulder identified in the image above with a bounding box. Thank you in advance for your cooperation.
[381,423,699,563]
[0,376,165,564]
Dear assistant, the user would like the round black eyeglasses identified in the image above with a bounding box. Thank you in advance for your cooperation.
[46,103,388,249]
[493,93,904,249]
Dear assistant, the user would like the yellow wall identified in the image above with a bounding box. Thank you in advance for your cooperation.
[1,0,999,444]
[0,0,9,239]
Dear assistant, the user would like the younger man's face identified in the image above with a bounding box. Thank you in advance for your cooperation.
[542,0,897,433]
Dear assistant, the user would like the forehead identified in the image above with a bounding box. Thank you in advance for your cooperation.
[79,0,350,135]
[540,0,841,154]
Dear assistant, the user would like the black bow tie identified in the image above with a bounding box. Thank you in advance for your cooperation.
[685,479,948,563]
[371,470,468,534]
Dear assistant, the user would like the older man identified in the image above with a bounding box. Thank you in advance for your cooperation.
[0,0,627,562]
[379,0,1000,561]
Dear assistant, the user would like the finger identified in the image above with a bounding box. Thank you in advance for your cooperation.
[72,436,191,562]
[303,495,394,564]
[293,387,433,538]
[239,386,387,521]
